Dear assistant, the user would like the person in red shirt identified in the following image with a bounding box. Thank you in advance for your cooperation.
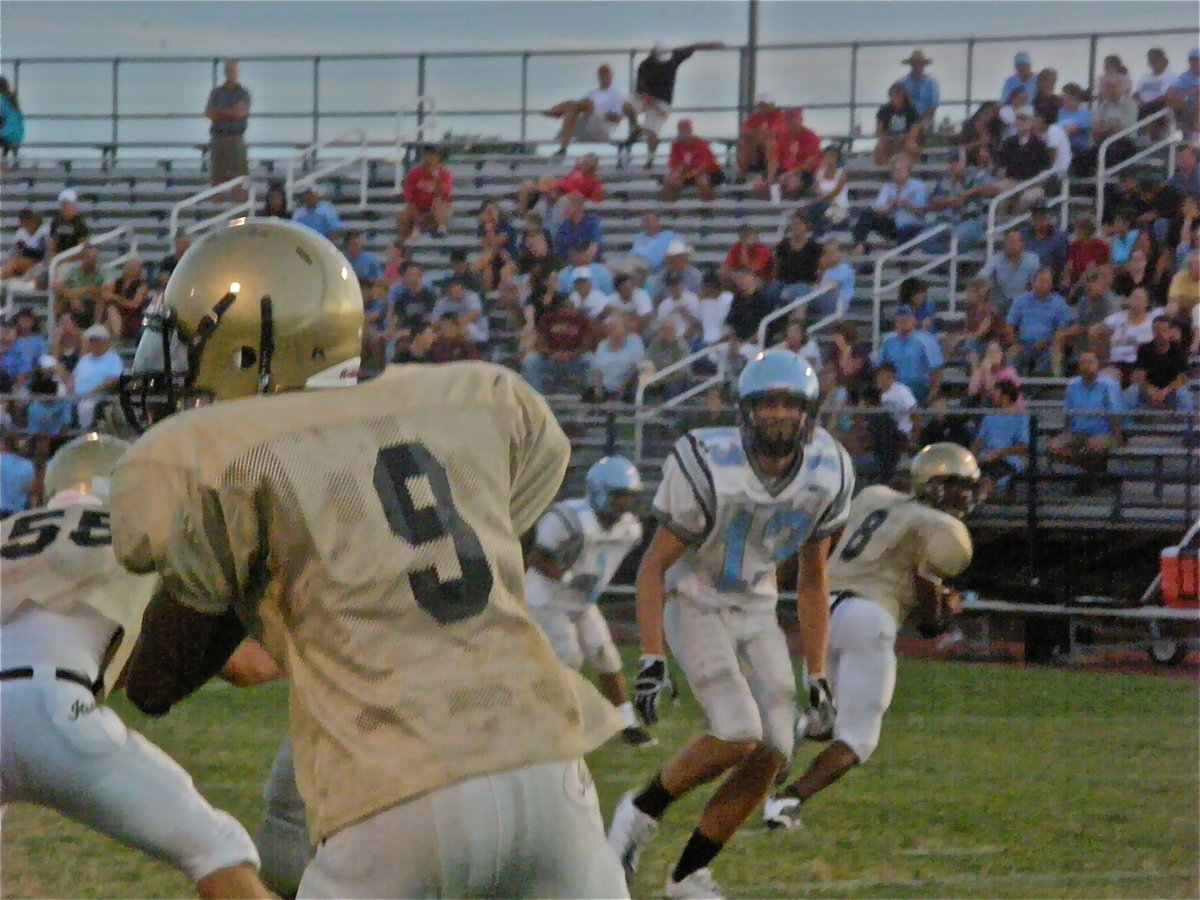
[517,153,605,215]
[721,224,774,283]
[519,291,596,394]
[736,94,788,184]
[1064,215,1112,292]
[754,107,822,201]
[398,145,454,242]
[661,119,725,202]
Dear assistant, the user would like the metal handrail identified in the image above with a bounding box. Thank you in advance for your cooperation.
[1094,108,1179,226]
[167,176,257,240]
[395,96,440,189]
[632,342,729,462]
[984,168,1071,271]
[286,128,369,210]
[47,225,139,344]
[871,225,959,352]
[756,282,842,349]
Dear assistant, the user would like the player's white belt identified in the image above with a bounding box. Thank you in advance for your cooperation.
[0,666,102,697]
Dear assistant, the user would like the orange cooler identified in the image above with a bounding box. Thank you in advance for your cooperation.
[1161,546,1200,609]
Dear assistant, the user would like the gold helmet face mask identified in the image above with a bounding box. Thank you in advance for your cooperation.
[120,220,363,432]
[43,432,133,504]
[911,442,983,518]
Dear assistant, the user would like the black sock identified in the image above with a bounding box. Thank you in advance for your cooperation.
[632,773,674,819]
[672,830,723,883]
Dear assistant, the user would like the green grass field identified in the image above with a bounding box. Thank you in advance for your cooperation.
[2,657,1197,899]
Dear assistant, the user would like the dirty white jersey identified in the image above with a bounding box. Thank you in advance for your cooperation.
[1,503,155,693]
[828,485,973,625]
[526,498,643,609]
[653,426,854,610]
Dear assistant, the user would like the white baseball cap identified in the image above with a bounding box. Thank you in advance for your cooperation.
[665,239,692,256]
[58,188,78,204]
[571,266,593,281]
[83,324,111,341]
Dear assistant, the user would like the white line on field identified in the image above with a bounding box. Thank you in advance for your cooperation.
[767,869,1196,893]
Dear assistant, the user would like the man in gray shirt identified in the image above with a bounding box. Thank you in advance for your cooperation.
[1052,265,1118,376]
[980,230,1041,312]
[206,59,251,201]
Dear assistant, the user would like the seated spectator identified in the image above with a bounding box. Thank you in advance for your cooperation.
[735,94,787,184]
[874,362,917,442]
[816,360,851,438]
[1001,52,1038,104]
[1134,48,1178,129]
[427,314,483,363]
[876,304,943,401]
[1064,215,1111,291]
[361,279,390,374]
[997,86,1031,140]
[553,194,602,261]
[1046,351,1123,490]
[24,358,73,438]
[655,272,702,343]
[155,231,193,290]
[518,153,604,215]
[586,312,646,402]
[830,320,875,401]
[99,257,150,344]
[662,119,724,203]
[398,145,453,241]
[387,262,437,323]
[995,108,1052,215]
[568,266,616,321]
[1031,68,1061,123]
[441,247,486,297]
[694,270,733,347]
[1124,314,1192,411]
[1054,266,1117,376]
[771,213,821,299]
[2,208,49,281]
[0,433,35,516]
[1086,75,1138,171]
[1092,287,1162,383]
[851,158,928,255]
[973,381,1030,496]
[70,324,123,428]
[959,101,1003,165]
[1167,251,1200,354]
[49,189,89,258]
[645,240,702,301]
[545,64,638,156]
[430,276,488,345]
[511,224,559,288]
[1167,48,1200,142]
[1168,144,1200,201]
[1113,248,1164,306]
[1129,177,1181,250]
[874,82,922,165]
[381,239,411,287]
[1032,113,1071,179]
[392,317,437,364]
[1006,267,1072,375]
[845,386,906,486]
[782,313,822,371]
[1106,208,1139,266]
[980,230,1041,311]
[924,149,998,250]
[1100,54,1133,97]
[815,238,855,320]
[900,49,940,137]
[608,273,654,334]
[946,277,1008,364]
[50,312,86,372]
[471,203,517,293]
[804,145,850,235]
[557,247,614,296]
[629,212,680,275]
[260,181,290,219]
[643,317,693,396]
[966,339,1021,406]
[755,107,820,201]
[721,224,773,283]
[724,269,773,343]
[2,308,48,390]
[1022,204,1069,284]
[1056,84,1093,165]
[291,186,343,240]
[520,291,594,395]
[898,276,937,333]
[51,242,105,322]
[918,390,972,450]
[342,230,383,283]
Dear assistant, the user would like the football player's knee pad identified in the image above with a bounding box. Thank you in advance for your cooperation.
[182,809,261,885]
[581,632,621,675]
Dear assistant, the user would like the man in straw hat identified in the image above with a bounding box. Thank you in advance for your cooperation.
[900,49,940,139]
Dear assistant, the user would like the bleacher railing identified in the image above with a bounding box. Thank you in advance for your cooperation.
[1094,108,1179,226]
[633,343,729,462]
[47,225,139,342]
[984,169,1071,271]
[871,225,959,352]
[395,96,440,188]
[755,282,842,349]
[167,176,257,240]
[286,128,370,210]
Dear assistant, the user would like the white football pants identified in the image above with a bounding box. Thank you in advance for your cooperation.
[528,602,623,675]
[827,594,898,763]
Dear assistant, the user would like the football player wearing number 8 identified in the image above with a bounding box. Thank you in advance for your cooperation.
[525,455,657,748]
[763,442,979,831]
[608,349,854,900]
[107,219,630,899]
[1,434,271,899]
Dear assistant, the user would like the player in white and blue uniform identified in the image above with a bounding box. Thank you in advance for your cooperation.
[608,349,854,900]
[525,456,652,747]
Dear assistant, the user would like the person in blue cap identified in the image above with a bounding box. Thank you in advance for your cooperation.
[1001,52,1038,104]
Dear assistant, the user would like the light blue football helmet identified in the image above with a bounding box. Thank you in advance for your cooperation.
[586,455,643,518]
[736,349,821,458]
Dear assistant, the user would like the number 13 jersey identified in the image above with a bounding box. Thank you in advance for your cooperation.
[110,362,625,843]
[653,426,854,610]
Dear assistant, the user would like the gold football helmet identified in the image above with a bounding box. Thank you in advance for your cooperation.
[911,442,982,518]
[43,432,132,504]
[119,219,363,431]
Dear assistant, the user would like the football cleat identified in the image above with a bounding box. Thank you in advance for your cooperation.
[665,867,726,900]
[621,724,659,748]
[607,790,659,877]
[763,794,804,831]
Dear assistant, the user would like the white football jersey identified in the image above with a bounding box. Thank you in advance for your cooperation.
[653,426,854,609]
[1,503,155,690]
[526,498,643,608]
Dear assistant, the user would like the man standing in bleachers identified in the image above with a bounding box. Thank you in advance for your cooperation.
[900,50,940,141]
[632,41,723,169]
[876,305,942,402]
[205,59,250,203]
[1001,52,1038,104]
[291,186,344,241]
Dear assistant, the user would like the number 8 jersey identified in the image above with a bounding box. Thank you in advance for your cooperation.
[653,426,855,609]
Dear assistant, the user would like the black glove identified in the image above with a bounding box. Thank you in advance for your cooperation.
[801,676,836,741]
[634,655,669,725]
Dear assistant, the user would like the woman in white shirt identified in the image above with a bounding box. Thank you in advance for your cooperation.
[1090,287,1161,384]
[804,145,850,235]
[2,208,49,280]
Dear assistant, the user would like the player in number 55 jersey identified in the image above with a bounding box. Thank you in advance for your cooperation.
[609,349,854,900]
[763,442,978,831]
[109,220,629,899]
